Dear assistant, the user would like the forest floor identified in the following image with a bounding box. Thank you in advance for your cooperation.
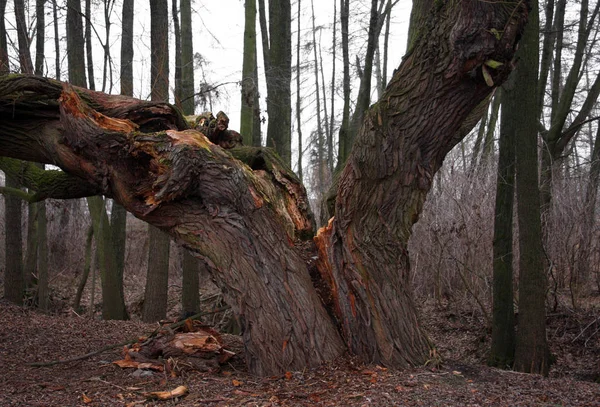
[0,296,598,407]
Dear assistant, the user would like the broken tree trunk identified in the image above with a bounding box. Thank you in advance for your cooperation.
[314,1,529,367]
[0,0,529,376]
[0,76,344,376]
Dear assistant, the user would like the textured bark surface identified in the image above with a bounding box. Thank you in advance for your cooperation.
[181,249,200,317]
[259,0,292,164]
[180,0,195,115]
[120,0,134,97]
[142,225,171,322]
[489,89,516,368]
[0,0,529,376]
[511,0,550,376]
[87,196,129,320]
[3,174,24,304]
[315,0,529,367]
[0,76,343,376]
[66,0,86,87]
[0,0,8,74]
[240,0,261,146]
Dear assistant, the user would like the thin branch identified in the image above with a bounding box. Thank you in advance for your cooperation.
[0,186,36,202]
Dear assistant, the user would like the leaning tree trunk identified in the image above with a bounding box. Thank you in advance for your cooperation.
[0,0,529,376]
[315,1,529,367]
[0,78,344,376]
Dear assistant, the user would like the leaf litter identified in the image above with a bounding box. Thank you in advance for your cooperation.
[0,299,598,406]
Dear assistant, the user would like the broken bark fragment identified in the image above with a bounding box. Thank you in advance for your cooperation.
[113,319,235,374]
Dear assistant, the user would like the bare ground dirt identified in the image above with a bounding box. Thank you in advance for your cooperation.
[0,296,598,407]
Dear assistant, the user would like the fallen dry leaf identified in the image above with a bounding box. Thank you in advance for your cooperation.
[82,393,92,403]
[285,371,293,380]
[143,385,189,400]
[231,379,242,387]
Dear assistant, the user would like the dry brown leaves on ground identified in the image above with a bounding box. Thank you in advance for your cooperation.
[0,300,598,406]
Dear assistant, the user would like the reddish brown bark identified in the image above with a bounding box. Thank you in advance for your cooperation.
[0,77,343,376]
[314,0,529,367]
[0,0,529,376]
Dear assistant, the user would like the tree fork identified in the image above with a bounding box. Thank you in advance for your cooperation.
[0,0,530,375]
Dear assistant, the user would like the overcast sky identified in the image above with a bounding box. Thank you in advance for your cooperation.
[3,0,412,173]
[131,0,412,130]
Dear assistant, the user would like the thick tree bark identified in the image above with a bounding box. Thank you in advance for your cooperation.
[259,0,292,165]
[335,0,350,172]
[145,0,172,323]
[510,0,549,376]
[295,0,303,181]
[85,0,95,90]
[3,174,24,304]
[180,0,194,115]
[14,0,33,74]
[52,0,60,80]
[142,225,170,322]
[120,0,134,97]
[35,0,45,76]
[0,0,8,74]
[73,224,94,311]
[87,196,129,320]
[0,76,343,375]
[315,0,528,367]
[172,0,182,108]
[67,0,86,87]
[240,0,261,146]
[181,249,200,317]
[489,88,516,368]
[0,0,528,375]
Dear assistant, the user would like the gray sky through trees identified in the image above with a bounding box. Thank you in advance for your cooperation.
[1,0,411,175]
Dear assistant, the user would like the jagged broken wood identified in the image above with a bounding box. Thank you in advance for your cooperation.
[2,0,530,376]
[27,307,230,367]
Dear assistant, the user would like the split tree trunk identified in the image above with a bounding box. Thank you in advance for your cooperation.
[314,0,529,367]
[0,0,529,376]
